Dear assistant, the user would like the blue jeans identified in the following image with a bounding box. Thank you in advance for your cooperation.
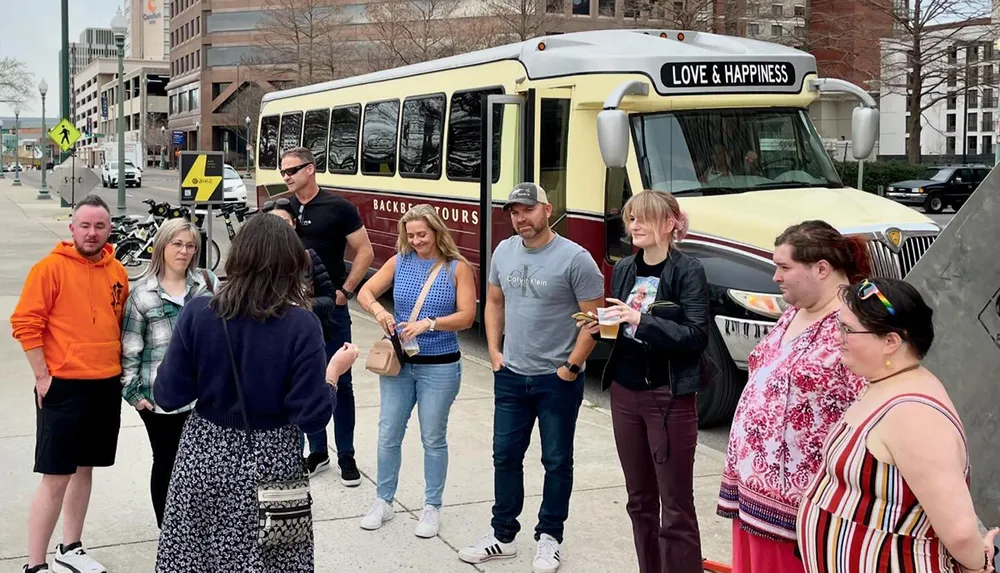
[306,305,354,457]
[491,366,585,544]
[376,361,461,507]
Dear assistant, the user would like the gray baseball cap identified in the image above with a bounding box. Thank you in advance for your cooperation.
[503,182,550,210]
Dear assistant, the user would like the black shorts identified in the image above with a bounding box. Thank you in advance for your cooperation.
[34,376,123,475]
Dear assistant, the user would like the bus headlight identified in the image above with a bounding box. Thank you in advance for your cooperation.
[727,289,788,319]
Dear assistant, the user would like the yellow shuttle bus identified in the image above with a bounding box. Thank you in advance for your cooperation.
[255,29,940,426]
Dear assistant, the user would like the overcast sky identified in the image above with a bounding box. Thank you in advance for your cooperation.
[0,0,121,117]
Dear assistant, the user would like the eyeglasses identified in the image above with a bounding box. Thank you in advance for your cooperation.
[279,162,313,177]
[838,321,876,341]
[168,240,198,252]
[858,279,895,315]
[262,197,292,213]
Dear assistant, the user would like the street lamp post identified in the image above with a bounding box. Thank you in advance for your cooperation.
[112,7,127,215]
[160,125,167,169]
[245,115,251,178]
[195,120,200,151]
[38,79,51,199]
[12,102,22,187]
[0,118,5,179]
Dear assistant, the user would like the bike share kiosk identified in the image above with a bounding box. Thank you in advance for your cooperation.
[178,151,225,270]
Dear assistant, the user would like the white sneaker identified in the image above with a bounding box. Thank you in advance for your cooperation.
[414,505,440,538]
[359,498,394,530]
[52,543,106,573]
[458,531,518,564]
[532,534,562,573]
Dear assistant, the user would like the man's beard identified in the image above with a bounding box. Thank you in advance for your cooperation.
[75,240,105,257]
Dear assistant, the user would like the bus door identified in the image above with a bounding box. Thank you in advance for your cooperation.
[480,93,528,324]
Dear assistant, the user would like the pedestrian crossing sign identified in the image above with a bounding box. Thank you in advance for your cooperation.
[48,118,82,152]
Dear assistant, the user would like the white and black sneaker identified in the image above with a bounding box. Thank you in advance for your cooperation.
[532,534,562,573]
[53,542,106,573]
[305,452,330,477]
[23,565,49,573]
[458,531,517,564]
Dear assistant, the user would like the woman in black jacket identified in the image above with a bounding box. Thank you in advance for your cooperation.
[577,189,711,573]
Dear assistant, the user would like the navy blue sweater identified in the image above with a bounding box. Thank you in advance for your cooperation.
[154,296,332,434]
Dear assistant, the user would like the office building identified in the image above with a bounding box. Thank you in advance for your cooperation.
[125,0,172,59]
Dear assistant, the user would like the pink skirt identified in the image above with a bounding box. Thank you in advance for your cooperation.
[732,521,805,573]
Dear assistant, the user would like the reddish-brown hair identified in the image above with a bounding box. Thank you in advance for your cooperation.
[774,220,872,282]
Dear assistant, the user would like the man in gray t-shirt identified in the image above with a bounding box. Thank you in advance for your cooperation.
[459,183,604,572]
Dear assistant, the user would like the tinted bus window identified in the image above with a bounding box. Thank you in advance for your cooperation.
[446,87,502,183]
[258,115,279,170]
[329,105,360,174]
[303,109,330,172]
[279,111,303,154]
[361,100,400,176]
[399,95,445,178]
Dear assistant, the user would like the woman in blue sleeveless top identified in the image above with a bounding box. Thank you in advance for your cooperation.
[357,204,476,538]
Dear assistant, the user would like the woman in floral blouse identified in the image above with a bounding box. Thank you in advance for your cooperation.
[120,218,218,528]
[717,220,871,573]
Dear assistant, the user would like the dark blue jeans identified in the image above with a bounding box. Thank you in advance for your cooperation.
[491,366,585,544]
[306,305,355,457]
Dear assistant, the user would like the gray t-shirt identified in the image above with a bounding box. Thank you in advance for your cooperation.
[488,234,605,376]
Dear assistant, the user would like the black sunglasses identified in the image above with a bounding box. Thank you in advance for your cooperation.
[262,197,293,213]
[280,162,313,177]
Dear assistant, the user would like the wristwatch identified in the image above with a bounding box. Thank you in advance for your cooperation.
[427,317,437,332]
[340,288,355,300]
[563,362,581,375]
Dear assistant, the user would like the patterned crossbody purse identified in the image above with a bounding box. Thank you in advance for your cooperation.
[222,318,313,547]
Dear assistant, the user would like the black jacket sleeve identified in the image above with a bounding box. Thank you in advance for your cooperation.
[633,257,711,354]
[308,249,336,300]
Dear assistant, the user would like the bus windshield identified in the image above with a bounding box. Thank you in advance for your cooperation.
[631,108,844,195]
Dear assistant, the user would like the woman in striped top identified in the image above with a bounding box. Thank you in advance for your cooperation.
[797,277,998,573]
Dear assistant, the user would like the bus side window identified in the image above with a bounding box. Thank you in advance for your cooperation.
[361,100,401,176]
[605,167,633,262]
[329,105,360,174]
[279,111,303,154]
[303,109,330,172]
[400,94,446,179]
[258,115,280,170]
[446,87,503,182]
[539,98,571,235]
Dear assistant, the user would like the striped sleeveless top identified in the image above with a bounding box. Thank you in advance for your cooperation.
[392,252,460,357]
[796,393,969,573]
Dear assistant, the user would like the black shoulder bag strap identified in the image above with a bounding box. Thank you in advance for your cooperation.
[221,318,254,451]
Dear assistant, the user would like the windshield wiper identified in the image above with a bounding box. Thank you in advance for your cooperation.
[750,182,842,191]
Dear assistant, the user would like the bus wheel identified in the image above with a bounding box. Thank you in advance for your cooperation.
[697,324,747,429]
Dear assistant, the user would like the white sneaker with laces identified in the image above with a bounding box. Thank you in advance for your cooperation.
[359,498,394,530]
[414,505,440,538]
[458,531,518,564]
[52,543,106,573]
[532,534,562,573]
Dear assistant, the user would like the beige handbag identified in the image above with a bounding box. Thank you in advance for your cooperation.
[365,260,445,376]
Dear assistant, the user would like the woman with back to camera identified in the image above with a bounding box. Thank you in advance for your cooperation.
[151,214,360,572]
[120,218,219,530]
[356,204,477,538]
[797,277,998,573]
[576,190,711,573]
[717,220,871,573]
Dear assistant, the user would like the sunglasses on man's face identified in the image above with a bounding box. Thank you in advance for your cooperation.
[858,279,895,315]
[262,197,292,213]
[280,162,313,177]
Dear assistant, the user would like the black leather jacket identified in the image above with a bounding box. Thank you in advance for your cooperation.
[600,248,712,397]
[307,248,337,340]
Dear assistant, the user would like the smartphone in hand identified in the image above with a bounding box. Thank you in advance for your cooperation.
[572,312,597,323]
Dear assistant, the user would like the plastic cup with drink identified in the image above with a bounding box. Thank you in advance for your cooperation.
[597,307,621,340]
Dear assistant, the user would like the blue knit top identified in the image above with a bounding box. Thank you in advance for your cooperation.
[392,252,460,357]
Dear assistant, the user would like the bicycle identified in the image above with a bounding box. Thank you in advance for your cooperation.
[114,199,220,280]
[215,202,253,241]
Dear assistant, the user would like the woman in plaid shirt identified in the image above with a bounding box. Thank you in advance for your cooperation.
[120,218,219,528]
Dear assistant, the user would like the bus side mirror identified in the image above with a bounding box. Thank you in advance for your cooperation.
[598,110,630,168]
[851,107,879,160]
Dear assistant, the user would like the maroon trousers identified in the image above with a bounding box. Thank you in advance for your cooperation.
[611,383,702,573]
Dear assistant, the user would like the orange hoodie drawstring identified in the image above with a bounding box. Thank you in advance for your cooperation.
[88,264,95,323]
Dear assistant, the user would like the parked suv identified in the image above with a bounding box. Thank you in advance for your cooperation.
[886,164,989,213]
[101,159,142,188]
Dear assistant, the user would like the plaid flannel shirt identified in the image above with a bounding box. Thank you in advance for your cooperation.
[120,270,217,412]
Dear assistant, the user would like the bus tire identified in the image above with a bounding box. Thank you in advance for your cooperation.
[697,323,747,429]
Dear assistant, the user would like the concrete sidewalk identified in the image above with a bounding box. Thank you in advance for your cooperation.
[0,178,733,572]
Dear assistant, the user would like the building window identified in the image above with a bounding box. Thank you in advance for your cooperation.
[189,88,199,111]
[967,135,977,154]
[984,111,994,132]
[301,109,330,172]
[968,45,979,64]
[983,135,993,155]
[793,4,805,16]
[947,113,956,131]
[547,0,564,13]
[985,42,995,61]
[947,93,957,109]
[361,100,400,176]
[279,111,303,153]
[947,136,956,154]
[748,23,760,35]
[599,0,615,16]
[447,87,503,182]
[771,24,783,36]
[399,95,445,178]
[985,88,995,107]
[948,70,957,87]
[986,65,994,85]
[771,3,782,16]
[328,104,360,174]
[970,66,979,86]
[970,90,979,108]
[206,10,266,32]
[258,115,280,170]
[572,0,590,15]
[968,112,977,131]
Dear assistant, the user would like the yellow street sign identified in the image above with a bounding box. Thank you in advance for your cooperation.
[48,119,82,152]
[179,151,225,205]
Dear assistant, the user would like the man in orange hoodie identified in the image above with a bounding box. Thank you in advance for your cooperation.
[11,194,129,573]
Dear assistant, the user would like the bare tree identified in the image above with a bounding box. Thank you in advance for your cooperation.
[364,0,484,71]
[257,0,352,85]
[620,0,715,30]
[859,0,998,162]
[480,0,559,41]
[0,58,34,107]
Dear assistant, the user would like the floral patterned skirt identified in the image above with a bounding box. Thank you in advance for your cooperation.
[155,411,312,572]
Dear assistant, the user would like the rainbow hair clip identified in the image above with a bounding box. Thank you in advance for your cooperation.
[858,279,895,316]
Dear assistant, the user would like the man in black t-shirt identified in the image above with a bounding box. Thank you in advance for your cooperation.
[279,147,374,486]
